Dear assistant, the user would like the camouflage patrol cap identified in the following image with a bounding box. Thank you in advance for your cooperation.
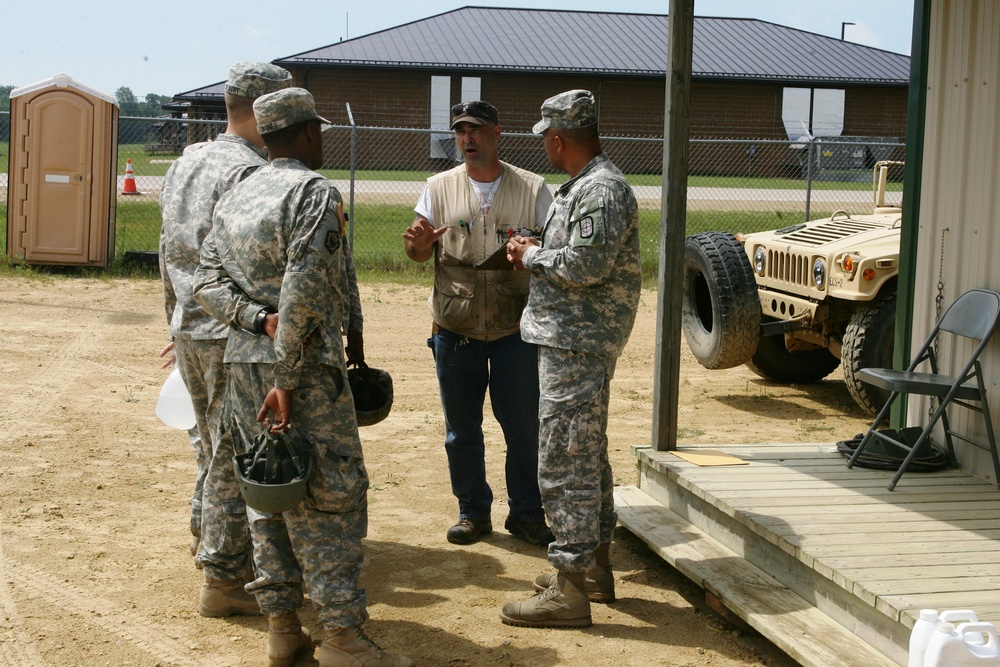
[532,89,597,134]
[254,87,331,135]
[226,61,292,99]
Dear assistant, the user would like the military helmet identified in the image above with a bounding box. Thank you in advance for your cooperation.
[348,362,393,426]
[234,426,312,514]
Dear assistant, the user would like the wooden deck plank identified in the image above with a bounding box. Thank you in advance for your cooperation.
[815,540,1000,556]
[862,576,1000,594]
[785,529,1000,547]
[614,485,898,667]
[819,552,1000,569]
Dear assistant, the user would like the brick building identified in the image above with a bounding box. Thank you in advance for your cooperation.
[168,6,910,176]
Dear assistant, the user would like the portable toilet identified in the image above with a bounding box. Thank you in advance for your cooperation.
[6,73,118,266]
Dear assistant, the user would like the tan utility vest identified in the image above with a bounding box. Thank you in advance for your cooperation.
[428,162,544,340]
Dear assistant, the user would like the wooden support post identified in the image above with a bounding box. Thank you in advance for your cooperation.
[652,0,694,451]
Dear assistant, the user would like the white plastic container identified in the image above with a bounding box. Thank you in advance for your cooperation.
[910,609,940,667]
[923,621,1000,666]
[155,367,197,430]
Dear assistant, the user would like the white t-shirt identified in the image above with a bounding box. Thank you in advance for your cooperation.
[415,175,553,230]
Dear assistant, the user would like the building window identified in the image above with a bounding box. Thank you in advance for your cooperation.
[430,76,452,159]
[782,87,845,139]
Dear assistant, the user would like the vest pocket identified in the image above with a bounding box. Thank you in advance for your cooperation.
[494,273,530,328]
[433,265,476,330]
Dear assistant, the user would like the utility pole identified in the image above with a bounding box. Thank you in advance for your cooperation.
[841,22,855,40]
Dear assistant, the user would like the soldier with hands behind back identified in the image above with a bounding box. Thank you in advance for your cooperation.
[194,88,411,667]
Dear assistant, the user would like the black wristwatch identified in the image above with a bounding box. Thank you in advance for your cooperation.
[253,306,276,335]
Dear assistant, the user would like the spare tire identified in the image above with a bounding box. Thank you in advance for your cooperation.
[681,232,761,369]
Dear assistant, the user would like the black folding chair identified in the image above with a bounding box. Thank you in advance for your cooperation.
[846,288,1000,490]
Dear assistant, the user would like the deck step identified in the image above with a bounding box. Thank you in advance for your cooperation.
[614,485,899,667]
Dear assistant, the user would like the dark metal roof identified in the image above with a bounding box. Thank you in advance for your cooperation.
[174,6,909,101]
[172,81,225,103]
[275,6,909,84]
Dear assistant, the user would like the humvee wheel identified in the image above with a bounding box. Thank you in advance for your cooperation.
[681,232,760,369]
[842,293,896,417]
[746,325,841,383]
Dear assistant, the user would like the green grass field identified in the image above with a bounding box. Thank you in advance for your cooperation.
[109,198,833,284]
[6,190,839,283]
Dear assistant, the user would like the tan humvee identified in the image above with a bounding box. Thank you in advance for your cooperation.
[682,161,904,416]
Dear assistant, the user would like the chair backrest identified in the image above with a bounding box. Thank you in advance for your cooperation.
[939,288,1000,340]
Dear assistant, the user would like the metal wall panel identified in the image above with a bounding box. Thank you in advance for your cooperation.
[913,0,1000,481]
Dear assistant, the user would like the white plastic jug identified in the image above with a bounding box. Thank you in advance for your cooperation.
[155,367,197,430]
[923,621,1000,667]
[910,609,940,667]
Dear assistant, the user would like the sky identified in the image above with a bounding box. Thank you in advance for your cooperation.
[2,0,914,99]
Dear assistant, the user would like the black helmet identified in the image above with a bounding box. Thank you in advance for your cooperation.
[234,426,312,514]
[348,361,393,426]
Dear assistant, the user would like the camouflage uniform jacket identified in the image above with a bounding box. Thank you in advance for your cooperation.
[520,154,641,357]
[193,158,354,390]
[159,134,267,340]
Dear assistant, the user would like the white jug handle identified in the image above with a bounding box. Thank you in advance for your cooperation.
[957,622,998,650]
[940,609,980,624]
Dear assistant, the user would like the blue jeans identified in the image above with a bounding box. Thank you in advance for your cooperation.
[430,327,544,523]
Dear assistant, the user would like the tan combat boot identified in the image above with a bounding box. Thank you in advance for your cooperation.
[500,571,592,628]
[198,576,260,617]
[267,613,313,667]
[319,624,414,667]
[533,542,615,602]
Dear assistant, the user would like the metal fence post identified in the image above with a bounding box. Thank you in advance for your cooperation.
[346,103,357,247]
[805,137,815,221]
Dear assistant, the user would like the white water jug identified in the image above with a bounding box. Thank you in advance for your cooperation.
[910,609,940,667]
[923,621,1000,667]
[155,367,197,430]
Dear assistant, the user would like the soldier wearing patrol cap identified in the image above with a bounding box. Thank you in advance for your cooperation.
[194,88,411,667]
[502,89,642,629]
[158,61,291,620]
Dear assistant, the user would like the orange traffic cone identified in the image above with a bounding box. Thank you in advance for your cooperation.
[121,158,141,195]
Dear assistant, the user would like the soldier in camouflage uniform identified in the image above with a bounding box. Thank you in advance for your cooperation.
[193,88,412,667]
[159,61,291,617]
[501,90,641,629]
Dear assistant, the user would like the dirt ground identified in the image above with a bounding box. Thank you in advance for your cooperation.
[0,274,873,667]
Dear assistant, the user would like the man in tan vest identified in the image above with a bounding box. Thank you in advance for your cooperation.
[403,100,554,546]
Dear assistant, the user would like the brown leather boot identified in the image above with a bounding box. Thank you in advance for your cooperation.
[267,613,313,667]
[319,624,414,667]
[198,576,260,617]
[533,542,615,602]
[500,571,592,628]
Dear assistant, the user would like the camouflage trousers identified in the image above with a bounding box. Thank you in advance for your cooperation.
[227,361,370,629]
[537,346,618,573]
[174,337,251,579]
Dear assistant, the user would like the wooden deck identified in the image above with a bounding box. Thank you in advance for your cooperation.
[616,443,1000,667]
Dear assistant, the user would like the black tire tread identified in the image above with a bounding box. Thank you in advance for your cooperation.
[842,293,897,417]
[681,232,760,369]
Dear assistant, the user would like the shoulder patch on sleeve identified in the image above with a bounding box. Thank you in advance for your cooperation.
[570,194,605,247]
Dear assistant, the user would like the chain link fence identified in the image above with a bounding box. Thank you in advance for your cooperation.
[2,111,904,280]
